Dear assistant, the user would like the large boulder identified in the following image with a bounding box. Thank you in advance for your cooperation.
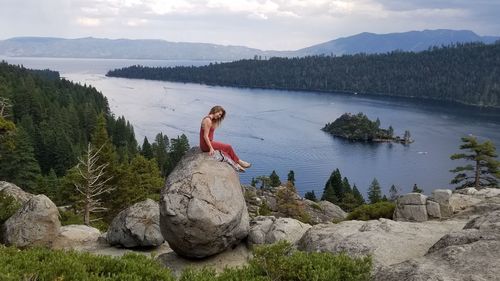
[107,199,164,248]
[0,181,33,204]
[1,195,60,247]
[159,148,249,258]
[373,211,500,280]
[430,189,452,217]
[303,200,347,224]
[248,216,311,246]
[393,193,428,222]
[298,218,466,269]
[52,225,102,250]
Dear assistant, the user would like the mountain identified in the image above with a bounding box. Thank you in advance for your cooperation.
[0,37,268,61]
[0,30,498,60]
[293,29,499,56]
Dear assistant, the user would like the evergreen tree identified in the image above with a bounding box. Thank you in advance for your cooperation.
[304,190,317,202]
[250,177,257,187]
[389,184,400,201]
[256,176,271,190]
[166,134,190,175]
[322,169,343,204]
[287,170,295,186]
[412,184,423,193]
[270,170,281,187]
[141,136,153,160]
[367,178,382,204]
[352,184,365,205]
[0,127,41,191]
[450,136,500,189]
[342,177,352,193]
[151,132,169,177]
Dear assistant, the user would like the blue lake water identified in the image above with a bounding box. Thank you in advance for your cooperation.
[3,56,500,198]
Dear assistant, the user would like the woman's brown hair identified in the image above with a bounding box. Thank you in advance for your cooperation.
[209,105,226,127]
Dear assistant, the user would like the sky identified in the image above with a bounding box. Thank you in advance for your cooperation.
[1,0,499,50]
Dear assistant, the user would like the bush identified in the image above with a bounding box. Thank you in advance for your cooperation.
[0,246,175,281]
[258,201,272,216]
[347,201,396,221]
[0,241,372,281]
[0,191,20,225]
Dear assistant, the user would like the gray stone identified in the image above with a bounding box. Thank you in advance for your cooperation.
[397,193,427,205]
[0,181,33,204]
[426,200,441,219]
[373,211,500,281]
[394,204,428,222]
[2,195,60,247]
[107,199,164,248]
[159,148,249,258]
[298,218,466,269]
[303,200,347,224]
[52,225,101,250]
[475,187,500,198]
[455,187,477,195]
[463,210,500,231]
[449,193,482,214]
[430,189,453,217]
[248,216,311,246]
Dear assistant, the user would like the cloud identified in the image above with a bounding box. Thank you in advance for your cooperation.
[76,17,102,27]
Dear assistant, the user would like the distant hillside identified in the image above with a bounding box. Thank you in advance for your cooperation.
[0,37,269,61]
[293,29,500,56]
[0,29,498,60]
[107,42,500,108]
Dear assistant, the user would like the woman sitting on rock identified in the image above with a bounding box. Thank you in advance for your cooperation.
[200,105,251,172]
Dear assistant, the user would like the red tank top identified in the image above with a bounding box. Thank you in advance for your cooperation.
[200,117,214,152]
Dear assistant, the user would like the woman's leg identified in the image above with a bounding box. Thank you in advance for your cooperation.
[211,141,240,163]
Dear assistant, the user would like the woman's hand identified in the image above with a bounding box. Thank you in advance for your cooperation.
[209,147,215,156]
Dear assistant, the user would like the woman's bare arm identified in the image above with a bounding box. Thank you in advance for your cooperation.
[202,118,215,155]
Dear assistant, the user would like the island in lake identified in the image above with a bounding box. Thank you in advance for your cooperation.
[322,112,413,144]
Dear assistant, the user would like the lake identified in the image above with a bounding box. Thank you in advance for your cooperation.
[3,56,500,198]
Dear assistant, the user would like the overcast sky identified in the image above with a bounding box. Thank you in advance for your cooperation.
[1,0,499,50]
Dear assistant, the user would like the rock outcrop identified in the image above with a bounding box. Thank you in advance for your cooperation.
[107,199,164,248]
[159,148,249,258]
[0,181,33,204]
[303,200,347,223]
[373,210,500,281]
[1,194,60,247]
[248,216,311,246]
[298,218,466,269]
[393,193,429,222]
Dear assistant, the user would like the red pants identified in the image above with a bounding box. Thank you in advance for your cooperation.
[206,141,240,163]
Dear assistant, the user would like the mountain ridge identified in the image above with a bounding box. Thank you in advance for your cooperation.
[1,29,498,61]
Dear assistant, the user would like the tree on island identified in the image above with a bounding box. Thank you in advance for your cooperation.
[368,178,382,204]
[450,136,500,189]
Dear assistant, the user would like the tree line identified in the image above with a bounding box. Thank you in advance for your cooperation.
[107,42,500,108]
[0,62,190,227]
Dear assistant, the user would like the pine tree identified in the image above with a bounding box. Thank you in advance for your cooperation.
[352,184,365,205]
[250,177,257,187]
[322,169,343,204]
[342,177,352,194]
[74,143,114,226]
[152,132,169,177]
[270,170,281,187]
[287,170,295,186]
[304,190,317,202]
[0,127,41,191]
[141,136,153,160]
[368,178,382,204]
[450,136,500,189]
[166,134,190,175]
[389,184,400,201]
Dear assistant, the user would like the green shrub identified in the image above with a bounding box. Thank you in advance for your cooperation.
[311,202,322,211]
[258,201,272,216]
[0,241,372,281]
[0,246,175,281]
[0,191,21,225]
[347,201,396,221]
[59,209,83,226]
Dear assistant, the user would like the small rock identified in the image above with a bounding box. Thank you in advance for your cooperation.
[52,225,101,250]
[248,216,311,246]
[426,200,441,219]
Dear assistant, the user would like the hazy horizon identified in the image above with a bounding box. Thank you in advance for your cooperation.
[1,0,500,51]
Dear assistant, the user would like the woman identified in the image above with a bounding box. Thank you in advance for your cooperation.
[200,105,251,172]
